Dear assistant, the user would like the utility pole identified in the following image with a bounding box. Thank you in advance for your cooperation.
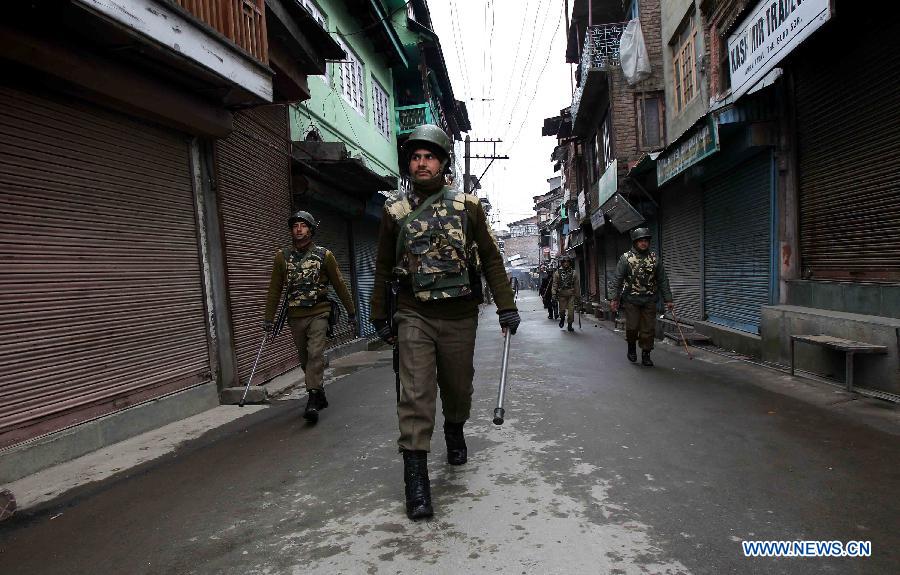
[463,137,510,194]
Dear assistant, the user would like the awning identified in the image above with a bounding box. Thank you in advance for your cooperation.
[292,141,397,197]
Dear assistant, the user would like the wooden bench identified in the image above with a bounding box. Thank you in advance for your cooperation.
[790,335,888,392]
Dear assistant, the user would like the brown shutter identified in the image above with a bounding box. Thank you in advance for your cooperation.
[0,87,210,448]
[215,106,299,385]
[794,16,900,282]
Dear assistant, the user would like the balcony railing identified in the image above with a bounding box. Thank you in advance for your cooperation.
[572,22,626,126]
[396,103,436,135]
[175,0,268,64]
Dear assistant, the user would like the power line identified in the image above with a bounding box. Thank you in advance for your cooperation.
[447,0,472,98]
[501,0,556,141]
[505,9,565,148]
[495,0,532,133]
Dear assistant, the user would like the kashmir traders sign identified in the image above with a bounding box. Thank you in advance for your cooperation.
[656,116,719,185]
[728,0,831,100]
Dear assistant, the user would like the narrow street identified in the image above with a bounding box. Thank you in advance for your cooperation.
[1,293,898,574]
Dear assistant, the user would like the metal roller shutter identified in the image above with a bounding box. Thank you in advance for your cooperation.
[215,106,299,385]
[305,204,356,347]
[794,16,900,282]
[0,87,210,448]
[703,152,772,334]
[661,188,702,321]
[353,218,379,338]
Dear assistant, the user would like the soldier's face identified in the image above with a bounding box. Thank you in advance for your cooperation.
[292,221,311,242]
[636,238,650,250]
[409,148,442,182]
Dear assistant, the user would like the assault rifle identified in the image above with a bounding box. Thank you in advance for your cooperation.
[239,290,289,407]
[385,279,400,402]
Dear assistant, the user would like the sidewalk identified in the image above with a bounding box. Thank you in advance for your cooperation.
[1,347,391,519]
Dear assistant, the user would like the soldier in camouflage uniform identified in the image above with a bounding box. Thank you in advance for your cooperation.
[609,228,673,367]
[552,256,580,331]
[264,211,356,423]
[370,124,520,521]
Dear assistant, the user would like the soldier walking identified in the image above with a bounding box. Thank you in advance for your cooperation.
[370,124,520,521]
[264,210,356,423]
[552,256,580,332]
[609,228,673,366]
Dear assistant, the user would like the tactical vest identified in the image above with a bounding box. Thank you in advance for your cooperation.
[623,250,658,296]
[283,246,328,307]
[388,188,472,302]
[557,267,576,291]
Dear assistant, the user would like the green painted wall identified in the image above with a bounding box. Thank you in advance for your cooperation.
[289,0,399,180]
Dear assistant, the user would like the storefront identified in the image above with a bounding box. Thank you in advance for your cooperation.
[0,87,212,447]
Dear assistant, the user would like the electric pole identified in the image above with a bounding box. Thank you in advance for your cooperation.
[463,137,510,194]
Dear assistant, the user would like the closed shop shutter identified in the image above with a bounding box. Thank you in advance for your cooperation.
[794,15,900,282]
[307,204,355,347]
[661,188,702,321]
[0,87,210,448]
[215,107,298,385]
[353,218,380,338]
[703,152,772,334]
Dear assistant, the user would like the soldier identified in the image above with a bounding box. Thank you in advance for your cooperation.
[552,256,580,332]
[609,228,673,367]
[264,210,356,423]
[370,124,520,521]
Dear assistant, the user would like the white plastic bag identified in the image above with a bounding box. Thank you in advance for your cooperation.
[619,18,651,85]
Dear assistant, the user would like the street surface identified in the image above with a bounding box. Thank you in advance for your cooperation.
[1,292,898,574]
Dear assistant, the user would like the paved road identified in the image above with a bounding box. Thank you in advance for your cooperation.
[2,292,898,574]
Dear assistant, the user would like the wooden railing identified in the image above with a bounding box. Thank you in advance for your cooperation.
[174,0,268,64]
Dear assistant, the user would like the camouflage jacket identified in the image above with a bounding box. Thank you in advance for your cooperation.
[370,186,517,320]
[265,244,355,320]
[611,249,673,304]
[552,267,579,297]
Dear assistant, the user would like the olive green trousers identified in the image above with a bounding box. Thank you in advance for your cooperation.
[395,309,478,452]
[288,312,329,390]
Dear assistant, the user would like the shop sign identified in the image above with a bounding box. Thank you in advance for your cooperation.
[656,116,719,185]
[596,159,618,207]
[728,0,831,100]
[590,208,605,230]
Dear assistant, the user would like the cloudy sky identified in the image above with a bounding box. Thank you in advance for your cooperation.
[428,0,573,231]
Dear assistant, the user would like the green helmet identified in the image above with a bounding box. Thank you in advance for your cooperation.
[630,227,651,242]
[401,124,453,171]
[288,210,317,234]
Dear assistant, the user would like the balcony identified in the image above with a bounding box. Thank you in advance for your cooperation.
[174,0,268,64]
[396,103,436,135]
[571,23,625,132]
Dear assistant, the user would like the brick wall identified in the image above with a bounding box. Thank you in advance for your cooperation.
[503,234,541,267]
[607,0,665,167]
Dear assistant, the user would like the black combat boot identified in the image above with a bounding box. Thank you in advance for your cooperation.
[627,342,637,363]
[559,317,565,328]
[567,322,574,332]
[303,389,326,423]
[444,421,467,465]
[402,450,433,520]
[642,350,654,367]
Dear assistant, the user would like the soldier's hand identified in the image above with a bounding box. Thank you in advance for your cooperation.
[373,320,395,345]
[498,309,520,335]
[609,300,619,313]
[665,302,675,311]
[263,320,274,332]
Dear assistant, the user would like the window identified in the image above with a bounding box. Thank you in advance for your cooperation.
[337,38,365,115]
[672,18,698,114]
[600,115,612,169]
[588,133,600,182]
[372,79,391,139]
[626,0,639,20]
[637,93,664,150]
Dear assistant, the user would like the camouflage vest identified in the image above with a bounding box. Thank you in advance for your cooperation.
[623,250,658,296]
[283,246,328,307]
[557,267,576,291]
[387,188,472,302]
